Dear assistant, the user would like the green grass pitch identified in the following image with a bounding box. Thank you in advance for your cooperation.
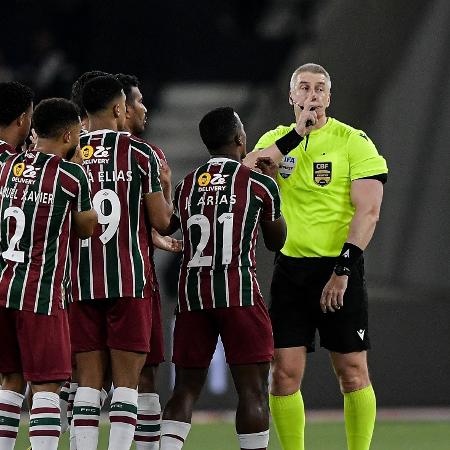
[15,420,450,449]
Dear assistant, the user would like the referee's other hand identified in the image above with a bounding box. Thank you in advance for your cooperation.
[320,273,348,313]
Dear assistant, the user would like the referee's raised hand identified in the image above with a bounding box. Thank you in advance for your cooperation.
[295,95,320,137]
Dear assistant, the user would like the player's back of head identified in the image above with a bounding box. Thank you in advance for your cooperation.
[33,98,80,139]
[199,106,239,153]
[0,81,34,127]
[71,70,109,118]
[82,75,124,115]
[115,73,139,104]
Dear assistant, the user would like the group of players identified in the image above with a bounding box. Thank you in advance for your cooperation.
[0,62,388,450]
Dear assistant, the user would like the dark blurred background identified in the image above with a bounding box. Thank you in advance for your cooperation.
[2,0,449,412]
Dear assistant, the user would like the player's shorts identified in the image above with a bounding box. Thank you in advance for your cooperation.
[0,306,71,382]
[69,297,152,354]
[145,285,165,366]
[270,254,370,353]
[172,297,274,368]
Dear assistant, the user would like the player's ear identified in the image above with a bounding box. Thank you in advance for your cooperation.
[234,134,243,146]
[17,111,26,127]
[63,130,71,144]
[113,104,120,118]
[289,93,293,106]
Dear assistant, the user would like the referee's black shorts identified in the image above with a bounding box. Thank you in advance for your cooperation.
[269,254,370,353]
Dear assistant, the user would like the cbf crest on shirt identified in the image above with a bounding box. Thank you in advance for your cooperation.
[174,157,281,312]
[0,150,92,315]
[70,130,162,301]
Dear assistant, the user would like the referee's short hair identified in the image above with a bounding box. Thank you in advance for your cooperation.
[199,106,239,151]
[290,63,331,91]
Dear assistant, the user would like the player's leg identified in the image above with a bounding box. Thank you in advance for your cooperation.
[230,364,271,450]
[135,288,164,450]
[160,309,217,450]
[269,255,317,450]
[69,300,109,450]
[320,257,375,450]
[106,297,152,450]
[19,308,72,450]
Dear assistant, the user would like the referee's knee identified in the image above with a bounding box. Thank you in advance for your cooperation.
[270,364,302,396]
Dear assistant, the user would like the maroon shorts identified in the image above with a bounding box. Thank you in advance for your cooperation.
[172,298,274,368]
[145,287,165,366]
[69,297,152,353]
[0,306,71,382]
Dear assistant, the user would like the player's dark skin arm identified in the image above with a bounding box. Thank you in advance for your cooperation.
[157,213,180,236]
[144,191,174,235]
[260,217,286,251]
[72,209,98,239]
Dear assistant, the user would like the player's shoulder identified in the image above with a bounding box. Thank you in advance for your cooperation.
[59,160,86,178]
[130,135,166,160]
[0,140,14,154]
[249,169,279,192]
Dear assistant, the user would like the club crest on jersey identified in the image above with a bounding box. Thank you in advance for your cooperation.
[279,156,296,179]
[197,172,229,192]
[313,162,332,186]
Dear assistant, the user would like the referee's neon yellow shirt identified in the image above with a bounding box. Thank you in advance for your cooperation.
[253,118,388,258]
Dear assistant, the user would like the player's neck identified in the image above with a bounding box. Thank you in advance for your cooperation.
[0,127,21,148]
[34,138,64,158]
[87,116,118,133]
[210,149,240,162]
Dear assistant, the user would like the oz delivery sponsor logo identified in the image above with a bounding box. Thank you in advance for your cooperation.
[12,163,40,185]
[81,145,111,164]
[197,172,229,192]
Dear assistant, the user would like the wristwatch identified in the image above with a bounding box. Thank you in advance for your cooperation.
[334,265,351,277]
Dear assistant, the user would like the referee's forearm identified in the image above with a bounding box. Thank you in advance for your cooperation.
[346,209,380,250]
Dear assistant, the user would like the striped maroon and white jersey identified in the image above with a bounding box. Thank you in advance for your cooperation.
[174,157,281,312]
[0,150,92,315]
[0,140,18,165]
[70,130,162,301]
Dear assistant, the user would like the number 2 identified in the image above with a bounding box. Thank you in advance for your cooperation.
[187,213,234,267]
[2,207,26,263]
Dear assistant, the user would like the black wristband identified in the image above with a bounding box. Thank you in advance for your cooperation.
[336,242,363,270]
[275,129,303,155]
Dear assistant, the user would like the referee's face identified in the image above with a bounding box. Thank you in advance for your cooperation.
[290,72,331,120]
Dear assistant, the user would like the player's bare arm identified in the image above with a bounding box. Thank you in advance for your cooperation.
[151,228,182,252]
[260,217,287,252]
[72,208,98,239]
[320,179,384,313]
[143,191,174,234]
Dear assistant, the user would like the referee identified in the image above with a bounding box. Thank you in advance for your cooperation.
[244,63,388,450]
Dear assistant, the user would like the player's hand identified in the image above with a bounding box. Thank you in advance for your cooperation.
[28,128,38,150]
[295,96,320,137]
[255,156,278,179]
[320,273,348,313]
[152,229,182,252]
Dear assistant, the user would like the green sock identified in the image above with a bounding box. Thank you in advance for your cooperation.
[344,384,376,450]
[269,390,305,450]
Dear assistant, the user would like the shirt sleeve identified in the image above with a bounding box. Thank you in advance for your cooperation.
[252,125,294,152]
[260,175,282,222]
[74,165,93,212]
[141,146,162,194]
[348,131,388,181]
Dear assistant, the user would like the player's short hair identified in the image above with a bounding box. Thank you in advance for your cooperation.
[71,70,109,118]
[33,98,80,139]
[82,75,124,115]
[0,82,34,127]
[199,107,239,151]
[115,73,139,104]
[290,63,331,91]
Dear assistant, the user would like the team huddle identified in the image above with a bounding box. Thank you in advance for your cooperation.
[0,63,387,450]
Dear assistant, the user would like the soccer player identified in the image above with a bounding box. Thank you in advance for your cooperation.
[116,72,181,449]
[244,63,388,450]
[160,107,286,450]
[70,70,109,131]
[0,98,97,450]
[0,81,34,163]
[69,75,173,450]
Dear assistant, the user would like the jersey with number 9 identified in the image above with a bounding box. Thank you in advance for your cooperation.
[70,131,162,301]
